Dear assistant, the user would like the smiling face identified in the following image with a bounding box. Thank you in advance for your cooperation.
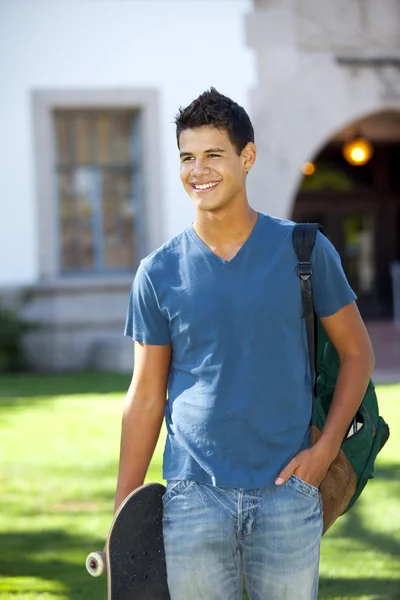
[179,126,256,214]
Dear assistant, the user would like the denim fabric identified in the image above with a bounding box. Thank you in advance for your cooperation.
[163,479,323,600]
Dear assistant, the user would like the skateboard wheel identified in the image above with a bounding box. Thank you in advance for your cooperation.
[86,551,106,577]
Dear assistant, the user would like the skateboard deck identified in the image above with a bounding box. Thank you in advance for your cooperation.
[86,482,170,600]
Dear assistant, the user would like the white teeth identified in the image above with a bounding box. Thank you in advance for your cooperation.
[193,182,219,190]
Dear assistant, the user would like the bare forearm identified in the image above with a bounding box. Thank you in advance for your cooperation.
[276,304,375,488]
[317,353,375,461]
[114,391,166,513]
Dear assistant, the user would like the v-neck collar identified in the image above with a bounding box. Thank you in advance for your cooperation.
[187,212,261,268]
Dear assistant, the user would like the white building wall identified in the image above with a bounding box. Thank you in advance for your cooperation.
[0,0,255,286]
[3,0,399,371]
[246,0,400,219]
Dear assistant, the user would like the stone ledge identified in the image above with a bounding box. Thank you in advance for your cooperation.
[21,273,135,297]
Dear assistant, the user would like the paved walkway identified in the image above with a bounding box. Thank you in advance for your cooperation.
[366,321,400,384]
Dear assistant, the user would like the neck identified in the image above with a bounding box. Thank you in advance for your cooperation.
[193,202,258,246]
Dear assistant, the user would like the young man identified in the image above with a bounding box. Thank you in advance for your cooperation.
[116,89,375,600]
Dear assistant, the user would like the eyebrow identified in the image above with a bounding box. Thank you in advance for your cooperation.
[179,147,226,158]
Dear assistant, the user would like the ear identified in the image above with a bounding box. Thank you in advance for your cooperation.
[241,142,256,173]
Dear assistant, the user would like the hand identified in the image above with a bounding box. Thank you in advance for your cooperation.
[275,444,333,488]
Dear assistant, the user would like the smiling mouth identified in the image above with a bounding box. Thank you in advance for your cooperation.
[190,181,221,192]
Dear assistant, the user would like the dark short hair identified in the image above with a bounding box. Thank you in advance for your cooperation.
[174,87,254,155]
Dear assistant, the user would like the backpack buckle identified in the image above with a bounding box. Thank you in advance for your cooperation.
[298,261,312,280]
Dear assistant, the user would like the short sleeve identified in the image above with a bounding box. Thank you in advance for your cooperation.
[311,232,357,318]
[124,262,171,345]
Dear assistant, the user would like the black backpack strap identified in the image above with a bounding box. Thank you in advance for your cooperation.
[292,223,324,388]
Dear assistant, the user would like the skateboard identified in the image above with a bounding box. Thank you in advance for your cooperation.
[86,482,170,600]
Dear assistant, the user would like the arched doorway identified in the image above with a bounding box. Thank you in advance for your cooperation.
[292,111,400,321]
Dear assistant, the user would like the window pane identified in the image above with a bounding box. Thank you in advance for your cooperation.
[94,114,111,165]
[59,168,95,270]
[54,109,141,272]
[102,170,136,268]
[74,114,92,164]
[112,113,133,163]
[54,113,72,164]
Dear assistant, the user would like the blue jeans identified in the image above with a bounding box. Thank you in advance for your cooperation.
[162,478,323,600]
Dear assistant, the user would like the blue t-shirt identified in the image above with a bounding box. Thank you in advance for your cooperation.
[124,212,356,488]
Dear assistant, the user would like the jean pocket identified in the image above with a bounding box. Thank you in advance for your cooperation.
[162,480,196,509]
[288,474,320,498]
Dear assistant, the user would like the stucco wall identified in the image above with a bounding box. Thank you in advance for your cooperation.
[246,0,400,219]
[3,0,400,371]
[0,0,255,286]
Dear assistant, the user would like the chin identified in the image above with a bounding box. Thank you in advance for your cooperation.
[197,196,232,213]
[195,198,224,212]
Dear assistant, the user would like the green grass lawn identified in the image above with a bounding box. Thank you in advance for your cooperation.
[0,373,399,600]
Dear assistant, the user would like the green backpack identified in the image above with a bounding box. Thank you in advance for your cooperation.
[292,223,390,532]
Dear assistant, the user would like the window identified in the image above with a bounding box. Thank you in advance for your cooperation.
[54,110,142,273]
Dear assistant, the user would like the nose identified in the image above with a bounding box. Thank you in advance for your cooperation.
[191,158,210,178]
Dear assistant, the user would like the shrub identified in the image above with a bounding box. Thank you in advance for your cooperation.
[0,300,36,372]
